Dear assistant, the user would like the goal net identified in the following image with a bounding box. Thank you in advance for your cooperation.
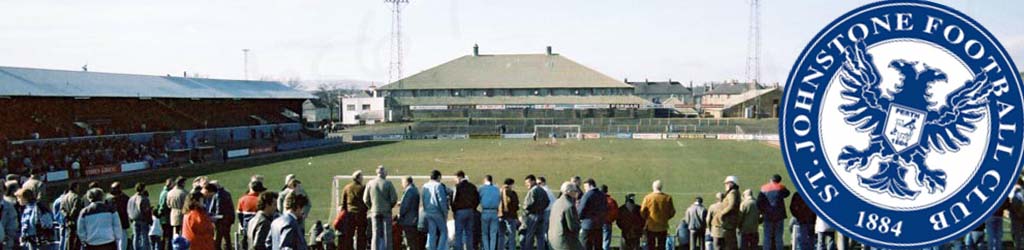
[331,175,458,219]
[534,124,582,139]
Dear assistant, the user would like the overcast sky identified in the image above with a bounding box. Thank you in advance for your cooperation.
[1,1,1021,89]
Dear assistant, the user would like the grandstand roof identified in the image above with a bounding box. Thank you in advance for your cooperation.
[0,66,313,99]
[393,95,648,106]
[380,53,631,90]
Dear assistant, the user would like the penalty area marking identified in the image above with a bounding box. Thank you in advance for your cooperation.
[433,157,458,164]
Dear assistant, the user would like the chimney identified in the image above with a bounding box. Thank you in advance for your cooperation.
[473,44,479,56]
[546,46,553,55]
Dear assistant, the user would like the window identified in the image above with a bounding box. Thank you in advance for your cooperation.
[347,105,356,111]
[362,104,371,110]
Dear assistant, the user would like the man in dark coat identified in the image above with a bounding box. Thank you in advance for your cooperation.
[109,182,131,250]
[789,193,816,250]
[450,171,479,250]
[616,194,643,250]
[577,179,606,250]
[204,182,236,250]
[756,174,790,250]
[398,177,421,250]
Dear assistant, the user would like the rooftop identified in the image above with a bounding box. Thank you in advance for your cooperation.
[381,47,631,90]
[628,80,694,95]
[703,81,764,96]
[0,66,313,99]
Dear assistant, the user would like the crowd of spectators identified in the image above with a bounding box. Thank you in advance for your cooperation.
[0,165,1019,250]
[0,97,303,141]
[0,137,168,176]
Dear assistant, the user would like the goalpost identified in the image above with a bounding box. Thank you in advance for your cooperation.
[331,175,458,219]
[534,124,582,140]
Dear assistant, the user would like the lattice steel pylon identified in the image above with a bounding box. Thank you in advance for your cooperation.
[745,0,762,84]
[385,0,409,84]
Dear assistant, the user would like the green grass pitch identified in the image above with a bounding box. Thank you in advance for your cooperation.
[146,138,788,234]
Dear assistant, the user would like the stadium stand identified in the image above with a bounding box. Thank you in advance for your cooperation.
[378,46,645,120]
[0,66,320,180]
[0,66,310,140]
[376,46,781,120]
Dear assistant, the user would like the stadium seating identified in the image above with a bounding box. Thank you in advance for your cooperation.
[0,97,302,141]
[2,136,168,175]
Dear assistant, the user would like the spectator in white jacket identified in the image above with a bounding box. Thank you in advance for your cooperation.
[814,218,836,250]
[78,188,125,250]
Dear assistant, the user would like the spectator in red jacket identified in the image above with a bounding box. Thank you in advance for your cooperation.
[183,191,215,250]
[757,174,790,250]
[238,180,267,250]
[601,185,619,250]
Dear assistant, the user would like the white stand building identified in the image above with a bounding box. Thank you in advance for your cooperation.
[340,89,386,125]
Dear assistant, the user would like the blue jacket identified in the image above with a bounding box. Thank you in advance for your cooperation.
[577,189,607,230]
[478,183,500,211]
[268,212,306,250]
[21,203,51,239]
[2,199,18,244]
[52,197,64,228]
[421,181,449,218]
[398,185,419,226]
[208,189,235,226]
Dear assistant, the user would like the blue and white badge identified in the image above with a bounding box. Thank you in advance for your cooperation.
[779,1,1023,249]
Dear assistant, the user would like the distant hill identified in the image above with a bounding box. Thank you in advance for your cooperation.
[280,79,381,92]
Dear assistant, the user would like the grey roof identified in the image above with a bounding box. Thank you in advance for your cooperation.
[0,66,313,99]
[703,82,762,96]
[691,86,707,96]
[628,80,693,95]
[380,54,631,90]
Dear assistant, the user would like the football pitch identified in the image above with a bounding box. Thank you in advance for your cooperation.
[146,138,788,231]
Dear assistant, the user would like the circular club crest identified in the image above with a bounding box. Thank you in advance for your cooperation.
[780,1,1023,248]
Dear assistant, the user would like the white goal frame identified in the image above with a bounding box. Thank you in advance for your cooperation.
[534,124,582,140]
[331,175,458,219]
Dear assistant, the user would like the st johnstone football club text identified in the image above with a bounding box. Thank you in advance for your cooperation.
[786,11,1019,236]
